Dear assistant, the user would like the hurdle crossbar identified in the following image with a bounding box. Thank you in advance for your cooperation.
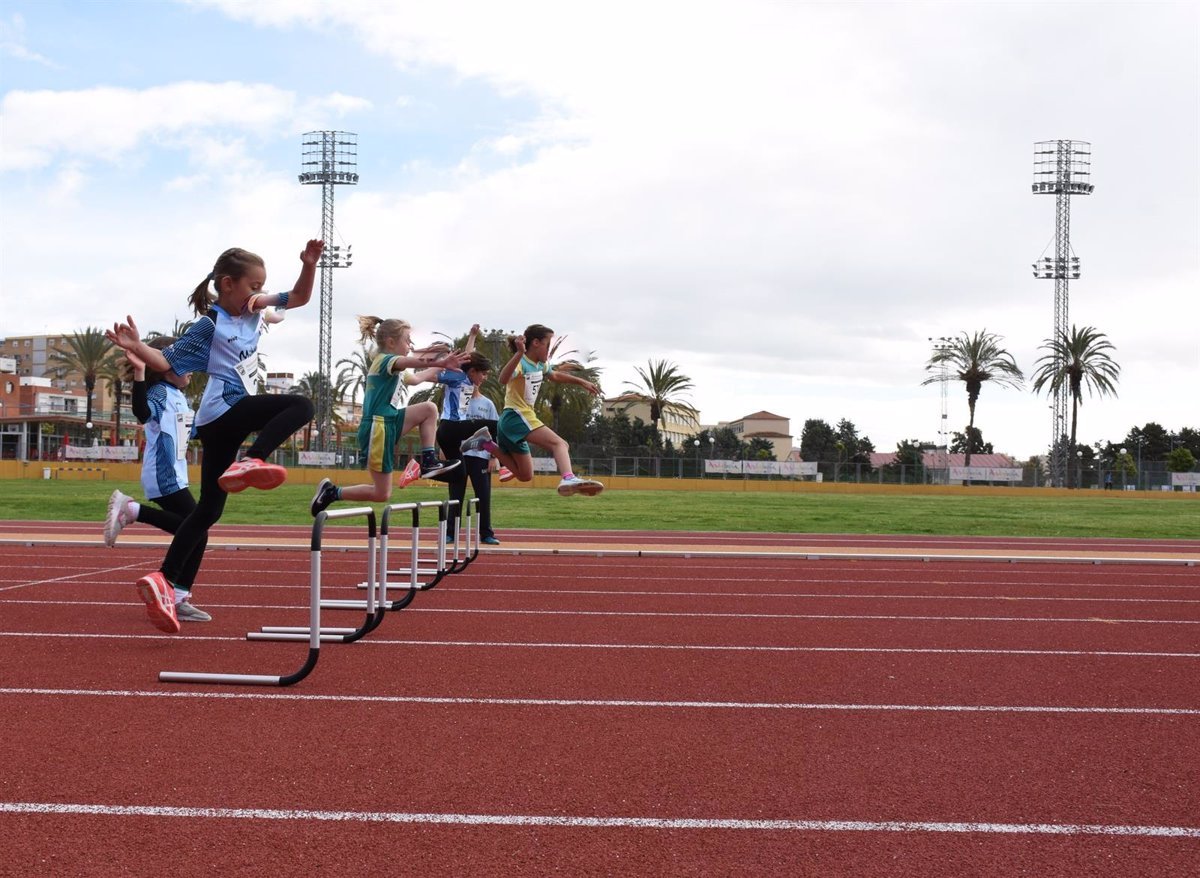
[251,506,385,642]
[158,506,376,686]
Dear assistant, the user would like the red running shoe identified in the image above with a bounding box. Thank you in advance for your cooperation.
[395,458,422,488]
[136,572,180,634]
[498,466,515,482]
[218,457,287,493]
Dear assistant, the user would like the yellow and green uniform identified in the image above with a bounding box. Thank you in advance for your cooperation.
[357,353,408,473]
[496,356,554,454]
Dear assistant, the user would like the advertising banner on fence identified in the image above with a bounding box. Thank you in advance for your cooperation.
[949,466,1023,483]
[1170,472,1200,487]
[64,445,139,461]
[702,460,818,477]
[298,451,337,466]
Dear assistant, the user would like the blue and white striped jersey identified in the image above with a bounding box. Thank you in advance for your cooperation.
[163,294,288,428]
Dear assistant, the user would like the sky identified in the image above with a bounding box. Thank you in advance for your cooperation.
[1,0,1197,460]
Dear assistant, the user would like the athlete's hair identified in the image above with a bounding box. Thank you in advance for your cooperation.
[189,248,265,316]
[507,324,553,353]
[465,351,491,373]
[356,315,411,349]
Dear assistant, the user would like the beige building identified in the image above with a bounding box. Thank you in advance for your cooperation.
[721,411,794,462]
[602,393,700,447]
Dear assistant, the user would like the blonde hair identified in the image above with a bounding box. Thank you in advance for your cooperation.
[356,315,411,349]
[189,248,265,316]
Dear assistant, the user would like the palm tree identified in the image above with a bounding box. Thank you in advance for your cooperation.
[622,359,698,436]
[1031,325,1120,487]
[292,371,334,450]
[335,345,372,407]
[47,327,119,437]
[543,351,602,436]
[99,356,127,447]
[922,330,1024,467]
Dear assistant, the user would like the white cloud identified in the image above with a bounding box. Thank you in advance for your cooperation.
[3,0,1197,459]
[0,12,59,69]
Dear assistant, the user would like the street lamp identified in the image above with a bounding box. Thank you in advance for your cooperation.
[1135,439,1144,491]
[1120,447,1127,490]
[1077,449,1084,489]
[693,438,702,478]
[85,421,94,446]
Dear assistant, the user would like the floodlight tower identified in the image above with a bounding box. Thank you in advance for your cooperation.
[299,131,358,452]
[1032,140,1092,487]
[929,336,953,482]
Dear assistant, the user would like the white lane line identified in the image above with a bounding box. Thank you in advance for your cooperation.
[455,587,1200,605]
[0,562,147,593]
[1,600,1198,624]
[3,631,1199,660]
[2,688,1198,716]
[0,802,1196,836]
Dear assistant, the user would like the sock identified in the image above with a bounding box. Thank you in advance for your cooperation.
[563,471,575,480]
[334,486,342,500]
[172,585,189,605]
[124,500,141,523]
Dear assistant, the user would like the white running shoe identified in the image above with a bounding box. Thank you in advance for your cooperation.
[104,490,134,548]
[557,476,604,497]
[459,426,493,453]
[175,597,212,623]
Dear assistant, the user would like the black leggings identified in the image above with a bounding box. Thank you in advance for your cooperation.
[160,394,313,588]
[137,487,205,589]
[448,454,494,539]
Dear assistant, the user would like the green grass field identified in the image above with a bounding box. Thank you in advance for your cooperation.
[1,479,1197,539]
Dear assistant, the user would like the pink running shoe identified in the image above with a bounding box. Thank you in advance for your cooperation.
[498,466,515,482]
[395,458,422,488]
[136,572,180,634]
[218,457,287,493]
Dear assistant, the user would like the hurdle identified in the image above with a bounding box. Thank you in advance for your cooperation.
[158,506,376,686]
[446,496,480,573]
[250,505,385,642]
[375,500,449,611]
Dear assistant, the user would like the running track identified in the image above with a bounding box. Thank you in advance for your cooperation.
[0,524,1197,875]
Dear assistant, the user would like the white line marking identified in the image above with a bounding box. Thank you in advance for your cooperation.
[0,561,147,593]
[464,587,1200,605]
[2,688,1198,716]
[416,607,1200,625]
[4,630,1198,659]
[0,802,1195,836]
[1,600,1198,624]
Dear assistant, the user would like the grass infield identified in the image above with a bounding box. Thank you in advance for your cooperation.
[0,480,1196,540]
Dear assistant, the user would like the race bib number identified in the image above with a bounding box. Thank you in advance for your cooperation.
[389,373,406,410]
[523,369,544,407]
[174,411,194,459]
[458,383,475,418]
[233,355,261,395]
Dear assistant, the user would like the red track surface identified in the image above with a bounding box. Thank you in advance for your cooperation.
[1,530,1197,876]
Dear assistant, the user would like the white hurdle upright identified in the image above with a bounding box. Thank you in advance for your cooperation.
[158,506,376,686]
[251,504,385,641]
[447,497,480,573]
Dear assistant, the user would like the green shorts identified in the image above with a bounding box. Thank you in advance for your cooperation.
[497,409,533,456]
[358,414,401,473]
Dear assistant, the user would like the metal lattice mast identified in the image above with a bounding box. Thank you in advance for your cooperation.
[299,131,357,452]
[929,336,953,482]
[1032,140,1092,487]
